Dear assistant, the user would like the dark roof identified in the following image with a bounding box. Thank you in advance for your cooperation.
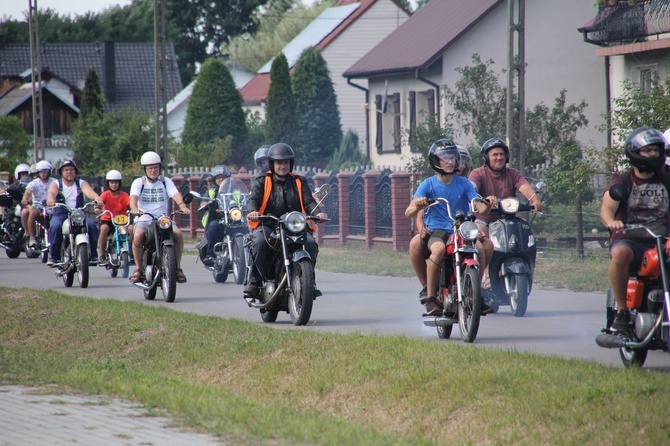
[0,42,182,113]
[343,0,503,79]
[0,83,79,116]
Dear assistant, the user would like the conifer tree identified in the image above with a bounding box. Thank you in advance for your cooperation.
[80,67,104,117]
[265,53,297,146]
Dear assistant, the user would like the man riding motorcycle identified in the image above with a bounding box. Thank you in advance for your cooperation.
[21,160,55,248]
[202,165,231,266]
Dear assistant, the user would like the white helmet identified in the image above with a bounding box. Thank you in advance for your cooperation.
[14,163,30,178]
[106,169,123,181]
[140,151,162,166]
[29,163,38,175]
[36,160,52,172]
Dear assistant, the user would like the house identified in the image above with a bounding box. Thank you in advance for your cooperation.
[579,0,670,144]
[240,0,410,156]
[343,0,607,169]
[0,41,182,162]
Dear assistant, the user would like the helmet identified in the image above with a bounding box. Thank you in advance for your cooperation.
[624,127,667,172]
[105,169,123,181]
[140,151,162,166]
[428,139,459,174]
[254,145,271,171]
[457,145,473,177]
[268,143,295,173]
[29,164,38,175]
[14,163,30,178]
[36,160,52,172]
[211,165,231,179]
[58,160,78,175]
[480,137,510,169]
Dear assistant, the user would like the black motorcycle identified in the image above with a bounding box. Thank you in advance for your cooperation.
[193,177,249,284]
[484,182,543,317]
[244,185,331,326]
[0,183,27,258]
[23,200,49,262]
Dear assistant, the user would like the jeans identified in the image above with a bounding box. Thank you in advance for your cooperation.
[48,212,99,261]
[205,219,226,257]
[249,225,318,283]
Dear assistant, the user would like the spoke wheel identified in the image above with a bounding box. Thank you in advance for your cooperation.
[233,236,246,284]
[161,245,177,303]
[458,266,481,343]
[76,244,89,288]
[289,259,315,326]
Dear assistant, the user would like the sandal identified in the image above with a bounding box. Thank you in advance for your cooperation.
[129,269,145,283]
[176,268,187,283]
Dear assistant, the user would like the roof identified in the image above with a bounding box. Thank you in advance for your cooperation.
[0,83,80,116]
[0,42,182,113]
[343,0,503,79]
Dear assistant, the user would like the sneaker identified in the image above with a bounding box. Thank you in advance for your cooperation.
[314,287,323,298]
[98,254,109,267]
[202,256,215,267]
[47,258,60,267]
[418,285,428,304]
[610,310,631,333]
[176,268,187,283]
[244,283,260,299]
[29,238,37,248]
[423,297,442,316]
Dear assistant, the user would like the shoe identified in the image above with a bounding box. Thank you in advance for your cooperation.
[418,285,428,304]
[481,302,494,315]
[610,310,631,333]
[47,258,60,267]
[314,287,323,298]
[29,238,37,248]
[244,283,260,299]
[423,297,442,316]
[98,255,109,267]
[202,256,215,267]
[89,256,99,266]
[129,269,145,283]
[176,268,187,283]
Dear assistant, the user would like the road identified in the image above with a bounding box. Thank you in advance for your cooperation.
[1,252,669,371]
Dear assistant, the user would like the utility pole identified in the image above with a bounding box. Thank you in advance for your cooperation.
[154,0,169,171]
[28,0,45,162]
[506,0,526,175]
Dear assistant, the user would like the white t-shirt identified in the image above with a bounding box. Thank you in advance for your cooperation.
[60,179,82,208]
[130,176,179,221]
[27,177,56,204]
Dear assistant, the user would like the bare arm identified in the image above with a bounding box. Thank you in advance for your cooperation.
[46,181,59,207]
[600,191,623,232]
[171,192,191,214]
[81,181,103,206]
[474,199,491,216]
[519,182,543,211]
[405,197,428,218]
[130,194,139,214]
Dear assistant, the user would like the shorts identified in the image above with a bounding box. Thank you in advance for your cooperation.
[134,219,177,232]
[610,239,656,273]
[99,220,113,232]
[420,229,451,257]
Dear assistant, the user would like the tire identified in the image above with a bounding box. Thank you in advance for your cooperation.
[458,266,481,343]
[121,252,130,279]
[62,241,74,287]
[289,259,315,326]
[6,249,20,259]
[232,236,246,284]
[40,249,48,263]
[213,260,229,283]
[620,347,648,368]
[261,308,279,323]
[24,244,39,259]
[76,244,89,288]
[161,245,177,303]
[509,274,529,317]
[437,324,453,339]
[144,285,157,300]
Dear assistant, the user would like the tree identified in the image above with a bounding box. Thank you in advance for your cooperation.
[80,67,104,118]
[327,130,366,171]
[292,46,341,164]
[265,53,297,145]
[0,116,30,172]
[181,58,247,161]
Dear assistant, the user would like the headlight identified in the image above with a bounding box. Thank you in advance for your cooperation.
[499,198,520,213]
[459,221,479,241]
[71,209,85,225]
[229,208,243,222]
[158,216,172,230]
[118,227,128,236]
[284,211,306,233]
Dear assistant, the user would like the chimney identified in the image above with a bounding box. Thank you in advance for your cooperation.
[102,41,116,102]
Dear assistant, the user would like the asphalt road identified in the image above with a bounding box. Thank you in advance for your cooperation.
[2,251,669,371]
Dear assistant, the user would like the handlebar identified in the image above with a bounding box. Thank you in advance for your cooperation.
[617,224,663,239]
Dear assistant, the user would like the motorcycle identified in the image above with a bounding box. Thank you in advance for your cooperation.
[51,201,95,288]
[484,182,544,317]
[23,200,50,262]
[192,177,249,284]
[98,210,131,278]
[131,193,193,303]
[421,197,486,343]
[244,185,331,326]
[0,184,27,258]
[595,184,670,368]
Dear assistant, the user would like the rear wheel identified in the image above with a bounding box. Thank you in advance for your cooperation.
[620,347,648,368]
[144,285,157,300]
[458,266,481,343]
[76,244,89,288]
[509,274,529,317]
[233,236,246,284]
[161,245,177,303]
[213,258,229,283]
[289,259,315,326]
[437,324,453,339]
[24,242,40,258]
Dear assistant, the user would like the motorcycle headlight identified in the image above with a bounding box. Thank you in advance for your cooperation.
[118,227,128,236]
[229,208,243,222]
[284,212,306,233]
[459,221,479,241]
[71,209,85,225]
[499,198,520,213]
[158,216,172,230]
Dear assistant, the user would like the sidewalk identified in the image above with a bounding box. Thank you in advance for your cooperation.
[0,385,224,445]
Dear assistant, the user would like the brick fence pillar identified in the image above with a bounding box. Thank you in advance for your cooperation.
[363,170,381,248]
[390,170,411,252]
[337,171,354,246]
[312,172,329,244]
[187,175,201,238]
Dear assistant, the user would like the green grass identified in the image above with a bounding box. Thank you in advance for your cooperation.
[1,287,669,445]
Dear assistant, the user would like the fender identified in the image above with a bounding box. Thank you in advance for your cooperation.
[161,239,175,248]
[462,258,479,268]
[75,233,89,246]
[292,249,311,263]
[500,257,530,275]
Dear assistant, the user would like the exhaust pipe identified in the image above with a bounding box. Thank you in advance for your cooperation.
[423,316,457,327]
[245,274,288,309]
[595,334,630,349]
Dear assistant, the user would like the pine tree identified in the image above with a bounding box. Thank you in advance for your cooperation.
[80,67,104,117]
[292,47,342,164]
[265,53,297,146]
[327,130,365,171]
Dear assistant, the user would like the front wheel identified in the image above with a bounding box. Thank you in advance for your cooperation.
[120,252,130,279]
[289,259,315,326]
[161,245,177,303]
[76,244,89,288]
[509,274,529,317]
[458,266,481,343]
[620,347,648,368]
[232,236,246,284]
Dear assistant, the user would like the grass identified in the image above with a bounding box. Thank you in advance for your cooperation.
[1,287,669,445]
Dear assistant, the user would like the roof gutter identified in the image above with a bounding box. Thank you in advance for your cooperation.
[347,78,371,162]
[415,69,440,123]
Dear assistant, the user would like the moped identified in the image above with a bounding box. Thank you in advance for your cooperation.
[98,210,132,278]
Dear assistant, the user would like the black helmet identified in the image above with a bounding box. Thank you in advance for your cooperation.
[457,145,473,177]
[254,145,271,171]
[58,159,79,175]
[428,139,459,174]
[480,137,510,169]
[211,165,231,179]
[268,143,295,173]
[624,127,667,172]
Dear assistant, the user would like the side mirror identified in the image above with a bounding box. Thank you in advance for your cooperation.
[609,183,627,202]
[314,184,332,197]
[535,181,544,192]
[183,191,195,204]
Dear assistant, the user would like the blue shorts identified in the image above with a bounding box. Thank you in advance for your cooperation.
[610,239,655,273]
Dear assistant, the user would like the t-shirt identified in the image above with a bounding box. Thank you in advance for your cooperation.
[129,176,178,222]
[26,177,56,204]
[468,166,527,223]
[414,175,478,234]
[605,170,669,241]
[100,190,130,222]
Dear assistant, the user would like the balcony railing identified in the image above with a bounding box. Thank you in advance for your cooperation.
[581,1,670,46]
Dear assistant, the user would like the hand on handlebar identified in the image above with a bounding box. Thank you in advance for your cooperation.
[485,195,498,208]
[606,219,625,232]
[247,211,261,221]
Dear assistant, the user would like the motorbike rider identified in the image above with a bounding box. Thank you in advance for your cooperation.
[13,163,31,185]
[29,164,39,181]
[245,143,327,299]
[201,165,231,266]
[254,145,271,173]
[129,151,191,283]
[45,160,103,266]
[405,139,492,316]
[97,169,132,266]
[468,138,544,288]
[601,127,670,333]
[21,160,56,248]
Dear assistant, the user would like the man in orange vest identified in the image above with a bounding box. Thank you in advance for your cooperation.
[245,143,327,299]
